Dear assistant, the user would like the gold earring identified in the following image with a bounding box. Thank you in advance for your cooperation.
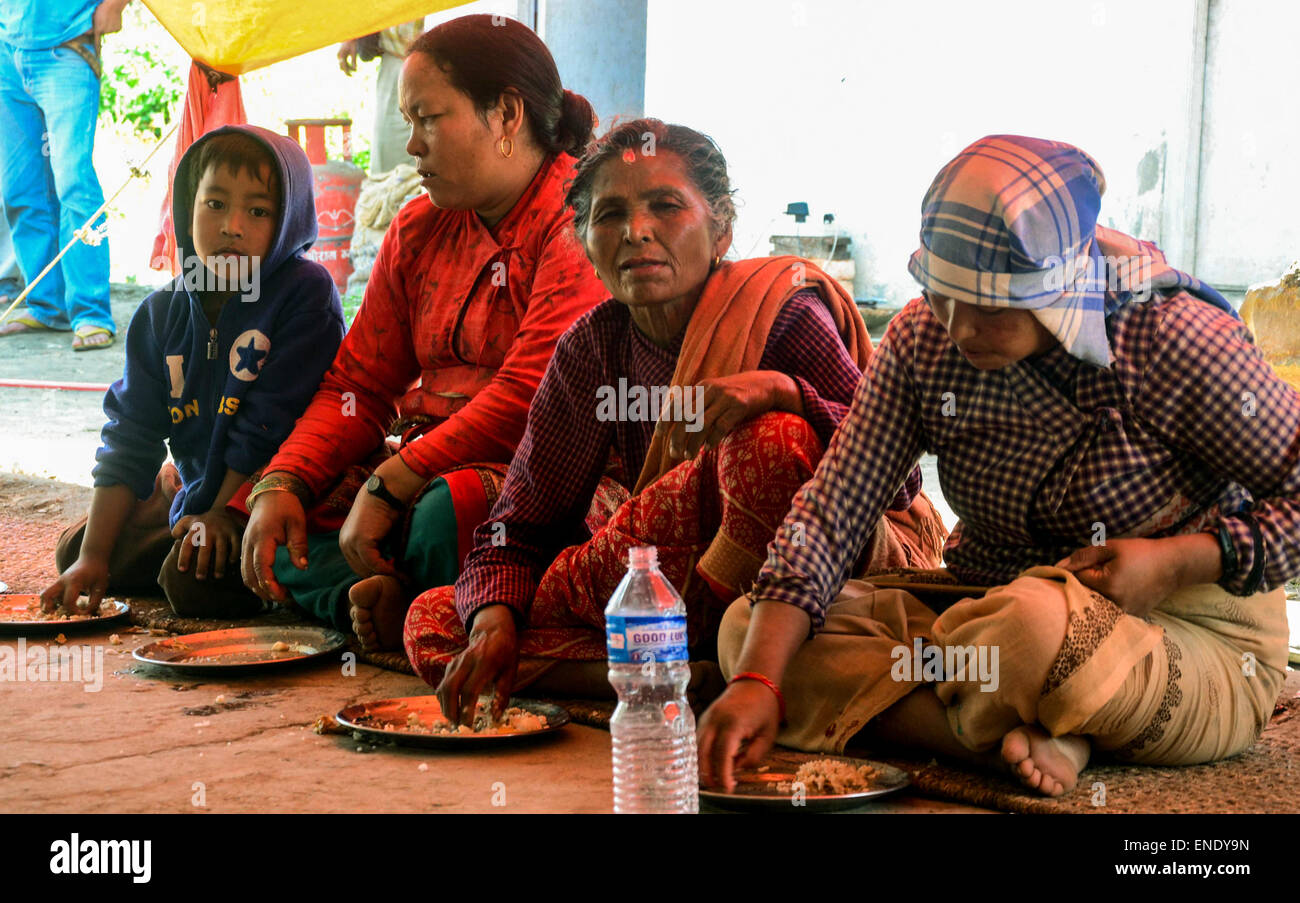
[713,256,720,268]
[499,136,514,158]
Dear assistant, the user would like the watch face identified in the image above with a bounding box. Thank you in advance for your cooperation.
[366,475,381,492]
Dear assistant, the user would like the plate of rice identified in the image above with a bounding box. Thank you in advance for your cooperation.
[132,625,346,673]
[700,748,910,812]
[0,594,129,633]
[335,695,570,748]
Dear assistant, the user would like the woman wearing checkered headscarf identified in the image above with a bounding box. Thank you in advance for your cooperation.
[699,134,1299,798]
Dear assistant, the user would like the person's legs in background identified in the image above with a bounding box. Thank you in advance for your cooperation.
[370,52,411,175]
[0,206,24,302]
[30,44,113,338]
[0,39,70,330]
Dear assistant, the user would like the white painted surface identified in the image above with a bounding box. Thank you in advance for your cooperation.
[643,0,1295,302]
[1194,0,1300,289]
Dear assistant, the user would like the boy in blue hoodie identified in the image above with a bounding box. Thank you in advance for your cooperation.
[43,125,345,617]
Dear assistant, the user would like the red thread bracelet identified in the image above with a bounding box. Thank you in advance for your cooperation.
[730,671,786,723]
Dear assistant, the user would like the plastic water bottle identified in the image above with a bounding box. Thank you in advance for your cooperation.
[605,546,698,814]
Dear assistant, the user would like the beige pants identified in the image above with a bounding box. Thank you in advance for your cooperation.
[719,566,1289,765]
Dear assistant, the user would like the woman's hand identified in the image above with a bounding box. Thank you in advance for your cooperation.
[241,491,309,601]
[41,556,111,614]
[339,457,427,580]
[338,488,404,580]
[662,370,802,461]
[1055,534,1222,618]
[436,605,519,726]
[697,680,783,791]
[173,509,242,581]
[697,600,810,789]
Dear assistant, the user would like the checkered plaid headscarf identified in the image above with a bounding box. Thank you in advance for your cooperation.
[908,134,1234,367]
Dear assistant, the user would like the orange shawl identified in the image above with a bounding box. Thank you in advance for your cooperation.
[632,255,869,494]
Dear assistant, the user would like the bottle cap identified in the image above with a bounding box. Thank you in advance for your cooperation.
[627,546,658,568]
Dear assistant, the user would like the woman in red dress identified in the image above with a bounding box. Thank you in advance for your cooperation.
[238,16,607,651]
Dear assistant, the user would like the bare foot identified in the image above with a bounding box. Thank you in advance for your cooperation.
[1001,725,1090,797]
[348,575,406,652]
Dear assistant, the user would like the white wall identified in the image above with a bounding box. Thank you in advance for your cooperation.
[645,0,1202,305]
[1195,0,1300,290]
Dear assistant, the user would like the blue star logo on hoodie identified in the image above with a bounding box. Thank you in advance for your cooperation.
[228,329,271,382]
[236,336,267,374]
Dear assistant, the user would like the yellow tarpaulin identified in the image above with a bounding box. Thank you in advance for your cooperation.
[142,0,474,74]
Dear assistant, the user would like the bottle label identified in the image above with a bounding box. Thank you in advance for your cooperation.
[606,614,688,664]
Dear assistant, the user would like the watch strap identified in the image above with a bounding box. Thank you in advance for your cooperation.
[366,474,406,510]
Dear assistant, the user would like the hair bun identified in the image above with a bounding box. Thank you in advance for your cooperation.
[555,89,597,157]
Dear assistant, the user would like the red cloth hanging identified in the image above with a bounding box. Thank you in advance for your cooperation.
[150,61,248,273]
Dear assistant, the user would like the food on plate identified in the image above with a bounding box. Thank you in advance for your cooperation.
[2,595,119,622]
[776,758,877,795]
[364,702,551,736]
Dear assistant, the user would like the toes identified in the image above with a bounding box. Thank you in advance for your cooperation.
[350,602,379,651]
[356,624,377,651]
[349,577,383,613]
[1001,728,1031,766]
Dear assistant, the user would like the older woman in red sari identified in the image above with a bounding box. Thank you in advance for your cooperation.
[237,16,607,650]
[403,119,948,722]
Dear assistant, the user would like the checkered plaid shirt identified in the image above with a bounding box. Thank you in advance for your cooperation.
[453,290,921,626]
[756,291,1300,629]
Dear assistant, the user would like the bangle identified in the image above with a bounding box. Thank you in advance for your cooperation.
[729,671,786,723]
[247,473,311,511]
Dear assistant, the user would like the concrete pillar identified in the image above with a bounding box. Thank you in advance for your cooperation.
[1160,0,1211,275]
[537,0,647,130]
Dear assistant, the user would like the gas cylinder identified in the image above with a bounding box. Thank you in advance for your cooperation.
[286,118,364,293]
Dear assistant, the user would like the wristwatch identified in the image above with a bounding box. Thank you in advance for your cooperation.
[365,473,406,511]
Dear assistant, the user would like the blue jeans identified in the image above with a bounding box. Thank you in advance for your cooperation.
[0,38,111,331]
[0,210,23,296]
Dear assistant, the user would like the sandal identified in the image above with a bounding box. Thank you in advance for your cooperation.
[0,313,59,337]
[72,325,115,351]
